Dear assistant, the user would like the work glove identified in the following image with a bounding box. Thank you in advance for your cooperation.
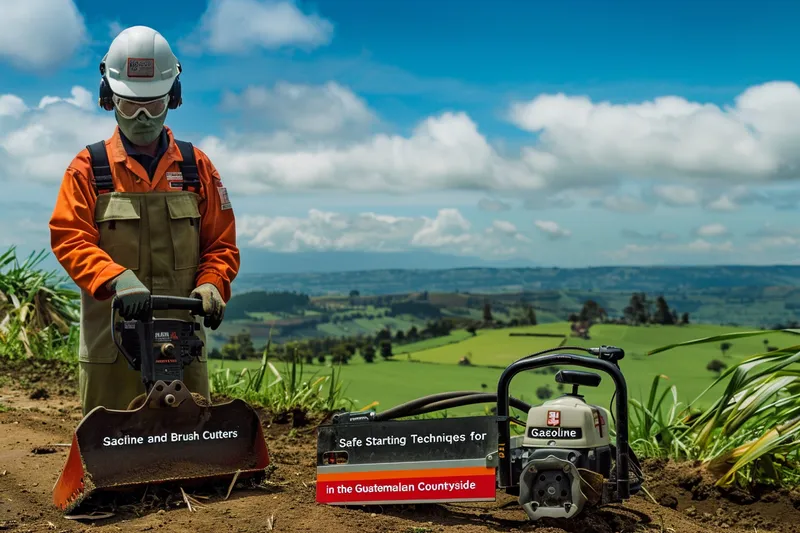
[107,270,150,319]
[190,283,225,330]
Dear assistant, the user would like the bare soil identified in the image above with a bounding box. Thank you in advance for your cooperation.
[1,360,800,533]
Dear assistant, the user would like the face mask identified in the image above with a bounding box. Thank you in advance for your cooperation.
[115,108,167,145]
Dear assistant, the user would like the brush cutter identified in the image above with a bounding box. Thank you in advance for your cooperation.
[53,295,270,513]
[315,345,643,521]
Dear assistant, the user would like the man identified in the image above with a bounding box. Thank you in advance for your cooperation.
[49,26,239,415]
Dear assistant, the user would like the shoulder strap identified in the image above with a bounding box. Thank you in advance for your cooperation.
[86,141,115,194]
[175,140,200,192]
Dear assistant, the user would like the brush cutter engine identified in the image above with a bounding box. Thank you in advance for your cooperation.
[117,318,204,386]
[511,370,612,520]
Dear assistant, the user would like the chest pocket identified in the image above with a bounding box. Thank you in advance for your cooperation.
[95,195,141,271]
[166,194,201,270]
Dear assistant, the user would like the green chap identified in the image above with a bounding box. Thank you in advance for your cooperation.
[78,190,209,415]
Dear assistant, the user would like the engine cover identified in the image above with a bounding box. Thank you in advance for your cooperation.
[523,395,610,449]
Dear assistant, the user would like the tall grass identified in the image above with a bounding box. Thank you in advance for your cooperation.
[210,339,355,420]
[0,247,79,361]
[638,329,800,489]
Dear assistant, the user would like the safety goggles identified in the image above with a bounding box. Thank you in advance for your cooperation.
[112,94,169,120]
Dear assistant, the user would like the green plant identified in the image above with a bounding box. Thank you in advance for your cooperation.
[210,340,355,419]
[0,247,79,362]
[626,374,695,460]
[645,328,800,489]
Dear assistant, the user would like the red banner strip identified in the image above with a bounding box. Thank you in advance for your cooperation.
[317,473,497,504]
[317,466,492,482]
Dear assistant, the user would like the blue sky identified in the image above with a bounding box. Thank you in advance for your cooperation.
[2,0,800,273]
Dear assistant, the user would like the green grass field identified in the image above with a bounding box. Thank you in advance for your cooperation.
[407,327,566,366]
[246,312,284,321]
[317,316,422,337]
[210,356,554,415]
[392,330,474,354]
[210,322,799,416]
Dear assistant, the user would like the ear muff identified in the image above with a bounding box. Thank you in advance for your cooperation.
[168,75,182,109]
[98,61,115,111]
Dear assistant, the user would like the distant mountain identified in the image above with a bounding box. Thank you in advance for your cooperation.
[232,265,800,296]
[237,249,535,274]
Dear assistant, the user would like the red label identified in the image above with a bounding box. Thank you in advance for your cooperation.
[317,473,496,504]
[593,409,605,437]
[547,410,561,427]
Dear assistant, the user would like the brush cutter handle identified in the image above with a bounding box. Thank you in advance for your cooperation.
[111,295,206,315]
[150,295,206,315]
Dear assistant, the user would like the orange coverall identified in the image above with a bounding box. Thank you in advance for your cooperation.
[49,126,239,302]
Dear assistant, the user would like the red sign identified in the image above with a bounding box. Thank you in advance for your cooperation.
[546,410,561,427]
[316,466,496,504]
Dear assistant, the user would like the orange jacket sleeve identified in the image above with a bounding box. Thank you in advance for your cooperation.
[49,151,126,300]
[194,148,240,302]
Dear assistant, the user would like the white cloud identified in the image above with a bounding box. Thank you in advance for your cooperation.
[18,80,800,203]
[749,223,800,238]
[706,194,739,212]
[38,86,93,111]
[0,89,115,184]
[595,194,651,213]
[621,229,679,242]
[240,209,418,252]
[523,190,578,210]
[0,86,545,199]
[703,185,800,212]
[703,185,760,212]
[534,220,571,240]
[222,82,374,135]
[238,208,529,258]
[199,111,545,194]
[411,209,472,248]
[491,220,518,235]
[747,224,800,251]
[695,223,728,238]
[751,235,800,249]
[0,0,87,70]
[508,82,800,187]
[606,239,735,261]
[685,239,735,253]
[478,198,512,212]
[743,224,800,264]
[652,184,701,206]
[0,95,27,118]
[187,0,334,54]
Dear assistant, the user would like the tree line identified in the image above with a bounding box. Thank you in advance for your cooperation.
[212,298,540,364]
[225,290,311,320]
[210,317,463,364]
[570,292,690,326]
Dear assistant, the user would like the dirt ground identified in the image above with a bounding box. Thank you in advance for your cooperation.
[2,360,800,533]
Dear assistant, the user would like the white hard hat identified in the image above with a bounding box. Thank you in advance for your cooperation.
[101,26,180,100]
